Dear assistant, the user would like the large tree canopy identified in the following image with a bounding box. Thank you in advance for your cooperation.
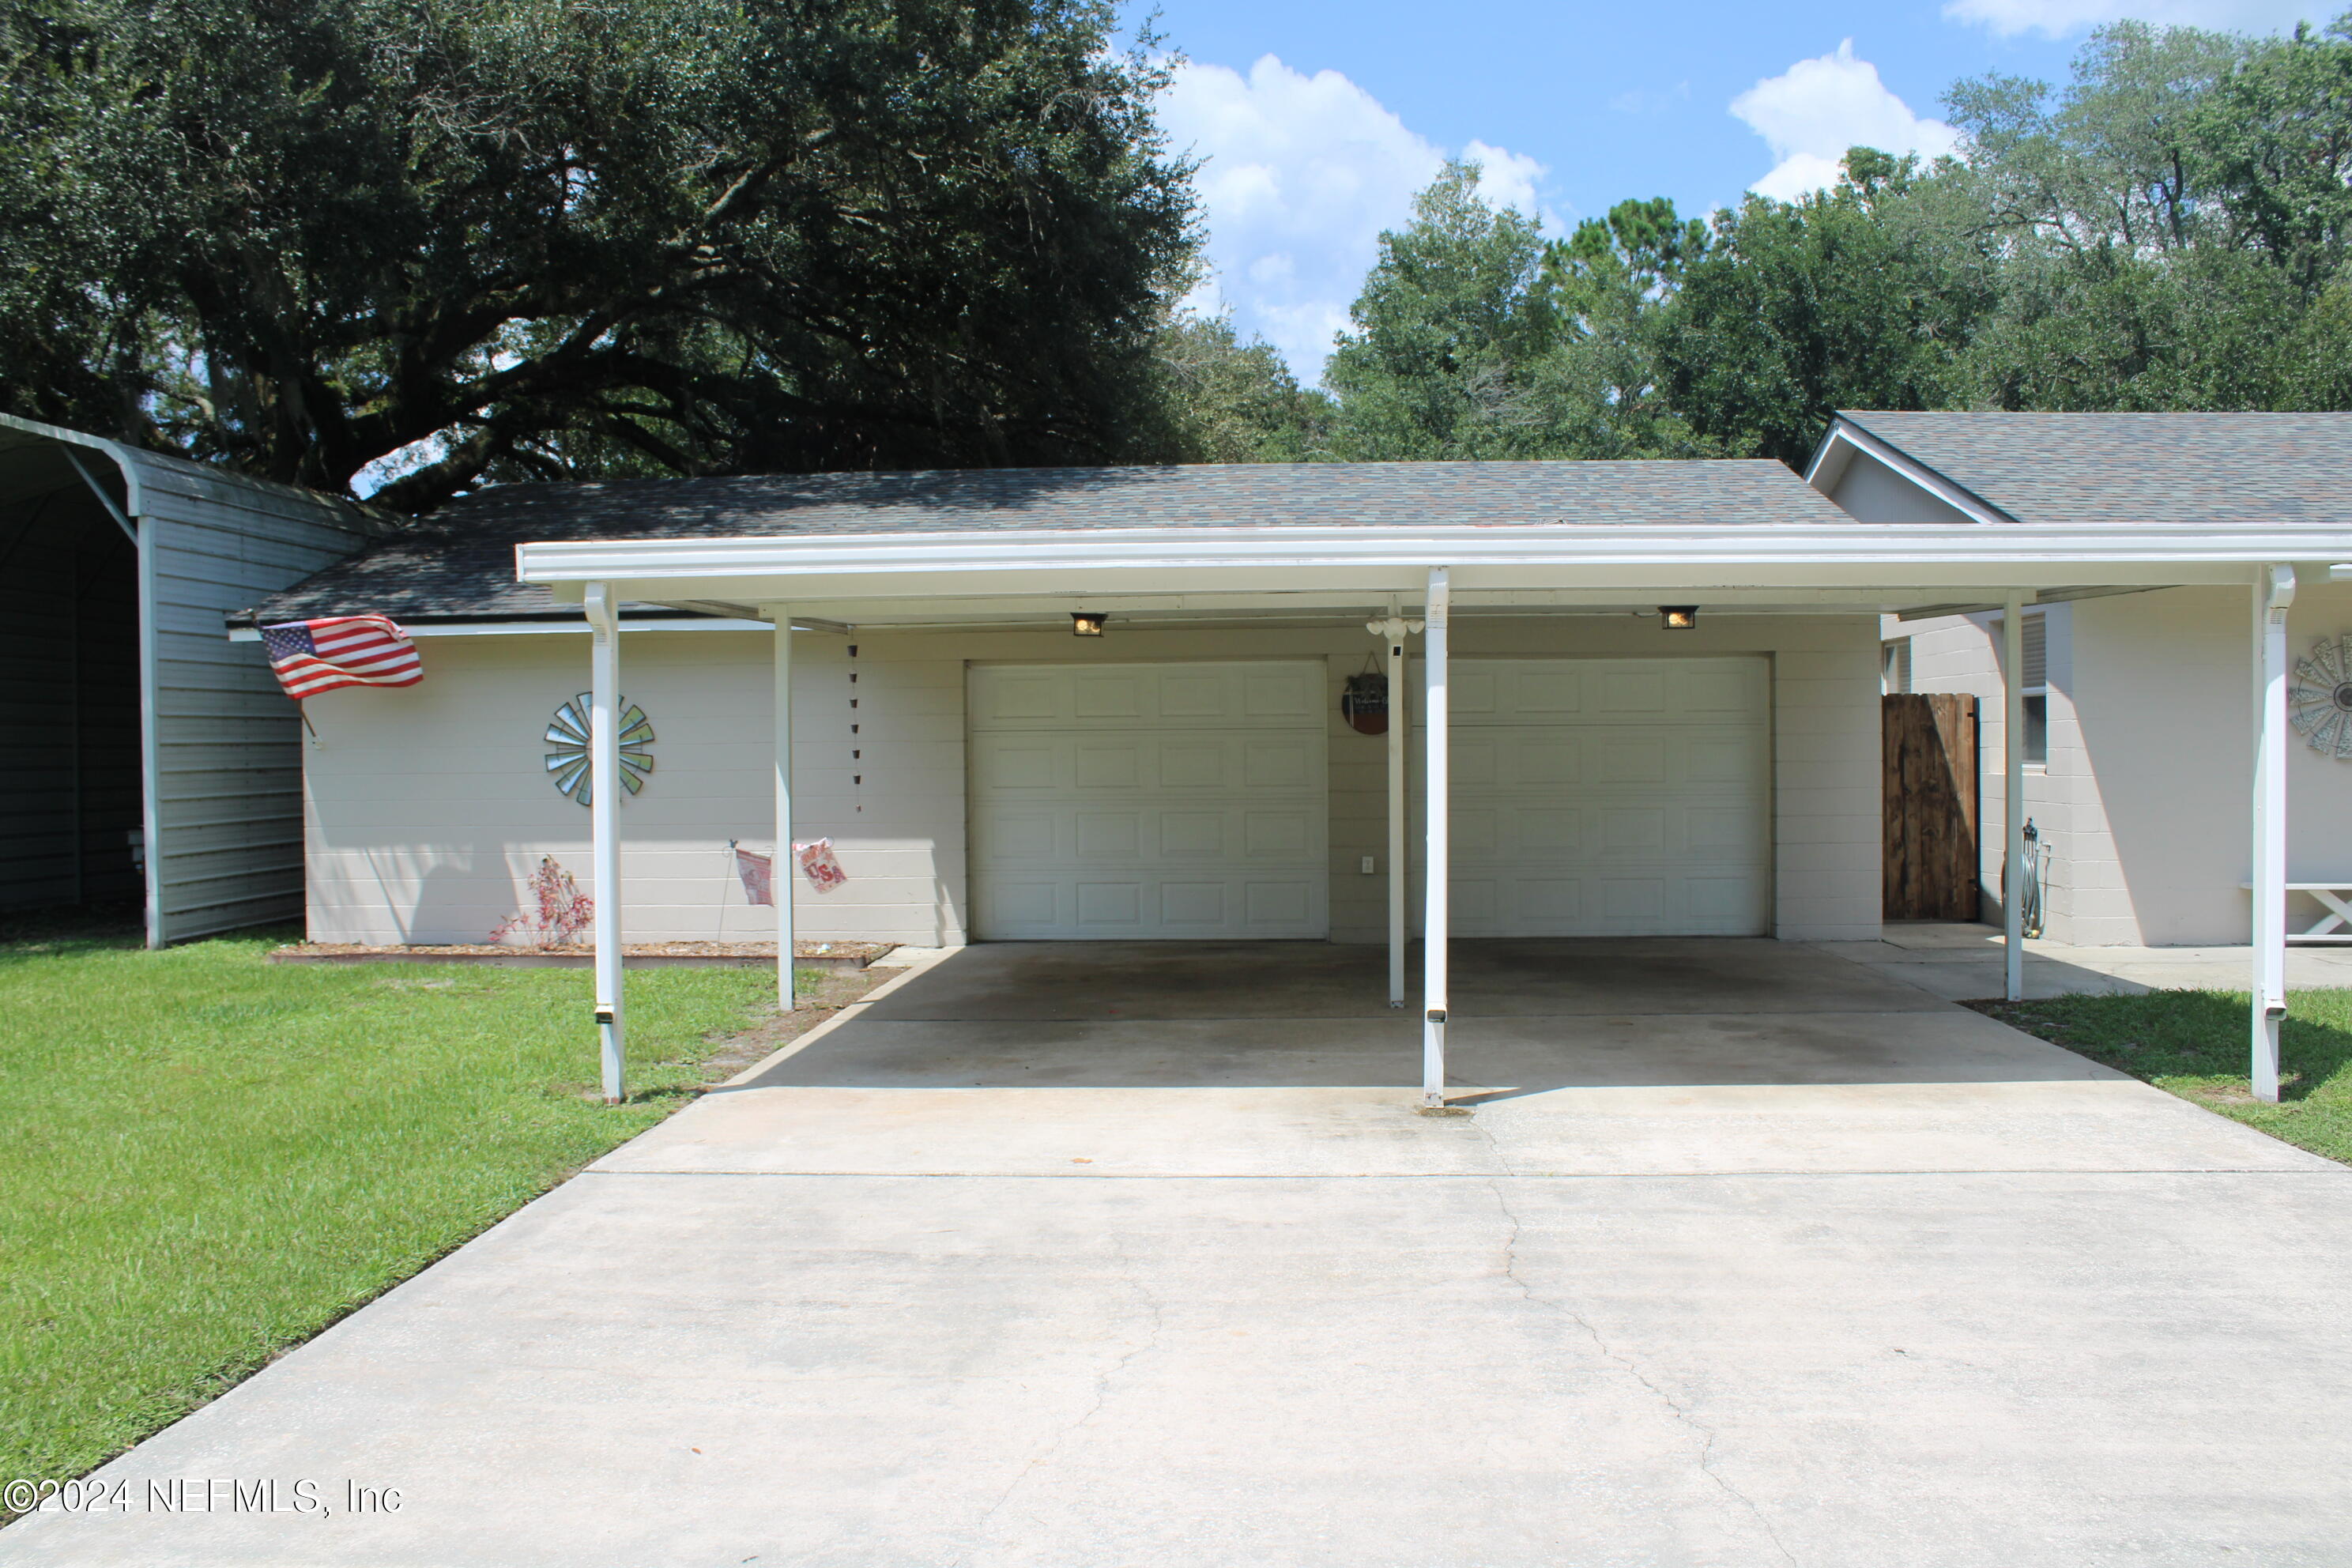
[1280,13,2352,467]
[0,0,1199,507]
[1320,168,1708,462]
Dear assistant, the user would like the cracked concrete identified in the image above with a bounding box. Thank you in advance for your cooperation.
[1486,1175,1796,1568]
[11,939,2352,1567]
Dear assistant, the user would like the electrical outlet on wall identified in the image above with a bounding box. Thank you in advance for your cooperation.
[1360,856,1376,875]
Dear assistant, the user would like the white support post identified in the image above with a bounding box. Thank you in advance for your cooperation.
[2252,564,2296,1102]
[1386,601,1408,1008]
[2003,595,2026,1004]
[585,582,625,1103]
[1421,567,1451,1108]
[774,611,796,1012]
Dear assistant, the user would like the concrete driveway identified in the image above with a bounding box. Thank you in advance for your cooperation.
[12,940,2352,1567]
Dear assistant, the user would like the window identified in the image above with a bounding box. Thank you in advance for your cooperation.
[2018,612,2048,767]
[1881,639,1913,695]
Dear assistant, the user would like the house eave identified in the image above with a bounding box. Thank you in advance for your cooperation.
[513,521,2352,605]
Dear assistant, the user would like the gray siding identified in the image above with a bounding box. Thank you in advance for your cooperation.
[124,452,382,943]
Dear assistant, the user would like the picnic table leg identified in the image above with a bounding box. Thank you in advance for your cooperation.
[2303,888,2352,940]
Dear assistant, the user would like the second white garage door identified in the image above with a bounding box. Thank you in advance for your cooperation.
[1413,657,1772,937]
[969,662,1329,939]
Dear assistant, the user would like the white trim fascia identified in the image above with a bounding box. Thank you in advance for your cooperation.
[225,616,774,643]
[1805,419,2014,526]
[514,521,2352,584]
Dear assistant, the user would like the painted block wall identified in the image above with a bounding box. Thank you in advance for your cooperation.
[1890,605,2064,937]
[1887,582,2352,945]
[301,613,1883,946]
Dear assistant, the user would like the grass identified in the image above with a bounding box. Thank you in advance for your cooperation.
[1973,989,2352,1167]
[0,915,850,1489]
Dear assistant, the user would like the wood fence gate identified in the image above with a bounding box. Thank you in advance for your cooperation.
[1883,694,1980,922]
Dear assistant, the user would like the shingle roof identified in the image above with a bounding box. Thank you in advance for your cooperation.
[241,459,1850,624]
[1840,411,2352,526]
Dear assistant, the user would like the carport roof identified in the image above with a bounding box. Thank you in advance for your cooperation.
[1834,410,2352,526]
[239,459,1845,624]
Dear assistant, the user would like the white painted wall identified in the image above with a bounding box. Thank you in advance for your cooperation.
[302,612,1883,946]
[1884,582,2352,945]
[302,630,967,948]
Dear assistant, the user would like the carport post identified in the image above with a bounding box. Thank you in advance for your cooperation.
[774,612,796,1012]
[2003,596,2025,1004]
[1421,567,1451,1107]
[586,582,626,1103]
[2252,564,2296,1102]
[1387,599,1408,1008]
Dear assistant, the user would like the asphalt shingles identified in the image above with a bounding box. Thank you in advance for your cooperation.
[239,459,1845,624]
[1842,409,2352,526]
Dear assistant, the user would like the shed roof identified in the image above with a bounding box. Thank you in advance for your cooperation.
[242,458,1849,624]
[1838,411,2352,526]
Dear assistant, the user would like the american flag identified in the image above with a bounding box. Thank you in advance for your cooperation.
[261,616,423,700]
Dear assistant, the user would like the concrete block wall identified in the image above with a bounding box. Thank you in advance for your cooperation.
[1888,582,2352,946]
[1887,608,2052,937]
[303,613,1883,947]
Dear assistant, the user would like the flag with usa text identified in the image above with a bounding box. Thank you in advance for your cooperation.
[262,616,423,700]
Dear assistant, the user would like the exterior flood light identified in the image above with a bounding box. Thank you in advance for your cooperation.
[1071,612,1107,637]
[1659,605,1700,631]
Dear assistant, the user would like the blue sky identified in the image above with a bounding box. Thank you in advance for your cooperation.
[1129,0,2331,382]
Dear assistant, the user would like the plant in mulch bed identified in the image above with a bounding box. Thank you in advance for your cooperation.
[490,858,594,948]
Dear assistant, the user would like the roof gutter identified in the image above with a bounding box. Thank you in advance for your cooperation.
[514,520,2352,583]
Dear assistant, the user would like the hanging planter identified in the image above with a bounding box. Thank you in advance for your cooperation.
[1340,665,1388,736]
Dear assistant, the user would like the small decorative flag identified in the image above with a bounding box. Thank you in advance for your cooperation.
[732,842,774,906]
[261,616,422,700]
[795,839,848,892]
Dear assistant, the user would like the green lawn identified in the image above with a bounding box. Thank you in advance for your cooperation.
[1975,989,2352,1167]
[0,920,805,1487]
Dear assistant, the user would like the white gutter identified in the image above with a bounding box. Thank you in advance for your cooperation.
[227,616,777,643]
[515,522,2352,581]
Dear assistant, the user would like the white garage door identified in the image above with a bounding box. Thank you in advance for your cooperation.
[969,662,1329,940]
[1413,658,1771,937]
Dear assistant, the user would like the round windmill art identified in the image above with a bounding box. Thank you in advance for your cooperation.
[2290,638,2352,759]
[544,693,655,805]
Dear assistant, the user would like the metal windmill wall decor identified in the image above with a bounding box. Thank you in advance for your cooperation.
[2290,637,2352,759]
[544,692,655,805]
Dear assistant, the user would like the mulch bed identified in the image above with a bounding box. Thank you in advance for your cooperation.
[270,940,897,971]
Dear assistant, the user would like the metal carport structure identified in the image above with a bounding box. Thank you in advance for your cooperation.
[0,414,381,946]
[509,479,2352,1107]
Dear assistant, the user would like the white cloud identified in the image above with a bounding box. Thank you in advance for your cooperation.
[1461,140,1549,224]
[1943,0,2321,38]
[1159,55,1551,385]
[1731,40,1961,202]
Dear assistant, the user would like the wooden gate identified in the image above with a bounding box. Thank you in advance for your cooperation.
[1883,694,1980,922]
